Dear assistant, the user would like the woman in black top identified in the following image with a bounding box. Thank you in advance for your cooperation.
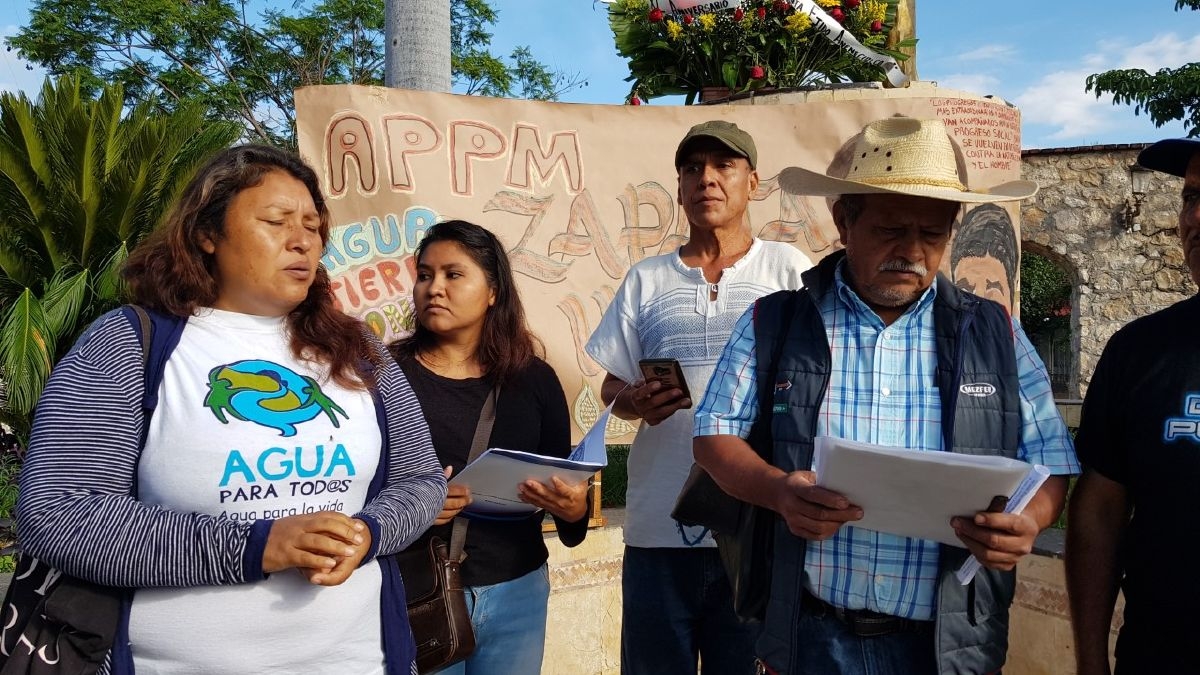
[390,220,589,675]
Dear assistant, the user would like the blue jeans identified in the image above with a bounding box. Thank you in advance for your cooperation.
[773,598,937,675]
[621,546,759,675]
[430,564,550,675]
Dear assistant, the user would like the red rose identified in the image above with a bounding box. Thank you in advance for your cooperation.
[756,6,766,19]
[683,13,694,24]
[734,7,744,21]
[648,7,664,21]
[830,7,844,22]
[871,19,883,31]
[846,0,860,7]
[630,95,642,106]
[773,0,790,13]
[749,65,765,79]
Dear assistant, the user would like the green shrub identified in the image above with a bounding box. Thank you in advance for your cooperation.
[601,445,629,508]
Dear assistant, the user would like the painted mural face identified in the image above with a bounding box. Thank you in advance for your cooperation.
[950,203,1018,311]
[202,170,322,317]
[954,254,1012,309]
[1181,154,1200,286]
[413,240,496,342]
[677,138,759,233]
[835,193,958,322]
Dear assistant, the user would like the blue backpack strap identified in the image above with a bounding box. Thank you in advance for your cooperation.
[120,305,187,419]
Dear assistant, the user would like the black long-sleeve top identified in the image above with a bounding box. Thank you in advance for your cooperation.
[397,354,588,586]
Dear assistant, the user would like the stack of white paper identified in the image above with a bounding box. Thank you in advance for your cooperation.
[812,436,1043,549]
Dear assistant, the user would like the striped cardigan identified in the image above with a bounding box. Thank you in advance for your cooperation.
[17,309,446,672]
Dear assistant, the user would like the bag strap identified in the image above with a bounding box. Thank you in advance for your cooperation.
[131,305,153,367]
[120,304,186,419]
[449,385,500,561]
[126,305,156,491]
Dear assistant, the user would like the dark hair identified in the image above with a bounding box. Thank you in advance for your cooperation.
[952,203,1019,302]
[834,193,867,227]
[122,144,378,389]
[389,220,541,384]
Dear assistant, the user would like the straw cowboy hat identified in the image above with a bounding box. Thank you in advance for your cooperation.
[792,117,1038,203]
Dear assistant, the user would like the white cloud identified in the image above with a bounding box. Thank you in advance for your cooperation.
[933,73,1002,97]
[1014,68,1117,142]
[954,44,1016,63]
[1012,31,1200,145]
[1119,32,1200,71]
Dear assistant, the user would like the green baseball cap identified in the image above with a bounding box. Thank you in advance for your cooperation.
[674,120,758,170]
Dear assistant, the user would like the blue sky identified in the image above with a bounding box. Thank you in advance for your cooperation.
[3,0,1198,149]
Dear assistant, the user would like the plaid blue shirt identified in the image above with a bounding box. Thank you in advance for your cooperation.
[694,263,1079,620]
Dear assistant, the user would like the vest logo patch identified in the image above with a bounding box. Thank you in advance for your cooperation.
[959,382,997,398]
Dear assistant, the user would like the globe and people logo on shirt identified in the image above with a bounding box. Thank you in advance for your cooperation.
[204,360,348,437]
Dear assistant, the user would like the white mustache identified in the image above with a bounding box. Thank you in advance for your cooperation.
[878,259,928,276]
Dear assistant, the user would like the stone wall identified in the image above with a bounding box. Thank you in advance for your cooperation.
[1020,145,1194,395]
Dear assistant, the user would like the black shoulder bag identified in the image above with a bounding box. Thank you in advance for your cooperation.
[671,291,797,622]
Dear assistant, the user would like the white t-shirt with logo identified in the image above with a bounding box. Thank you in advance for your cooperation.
[128,308,384,674]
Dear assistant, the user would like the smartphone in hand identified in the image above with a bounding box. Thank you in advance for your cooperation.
[638,358,692,408]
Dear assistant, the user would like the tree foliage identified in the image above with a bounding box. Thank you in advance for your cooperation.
[1085,0,1200,137]
[0,74,241,440]
[8,0,585,146]
[1019,250,1072,341]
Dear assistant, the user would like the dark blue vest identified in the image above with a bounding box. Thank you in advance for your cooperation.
[753,252,1021,675]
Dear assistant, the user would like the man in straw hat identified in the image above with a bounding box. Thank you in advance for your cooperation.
[586,120,811,674]
[693,117,1078,674]
[1067,137,1200,675]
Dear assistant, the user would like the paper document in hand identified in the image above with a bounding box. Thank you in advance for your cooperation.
[451,448,604,516]
[568,402,612,466]
[954,463,1050,584]
[813,436,1040,547]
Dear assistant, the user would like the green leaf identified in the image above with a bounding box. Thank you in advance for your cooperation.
[0,289,53,417]
[40,267,90,343]
[94,242,128,303]
[723,62,740,89]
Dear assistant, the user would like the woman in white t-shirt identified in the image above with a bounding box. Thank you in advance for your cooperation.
[16,145,446,674]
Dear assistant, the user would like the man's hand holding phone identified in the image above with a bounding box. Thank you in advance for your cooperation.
[633,359,692,426]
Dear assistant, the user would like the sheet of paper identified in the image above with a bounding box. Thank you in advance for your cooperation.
[451,448,604,516]
[568,403,612,466]
[813,436,1036,547]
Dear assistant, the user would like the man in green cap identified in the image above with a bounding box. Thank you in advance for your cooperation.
[586,120,811,674]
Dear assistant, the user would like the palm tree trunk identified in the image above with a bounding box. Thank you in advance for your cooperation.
[385,0,451,91]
